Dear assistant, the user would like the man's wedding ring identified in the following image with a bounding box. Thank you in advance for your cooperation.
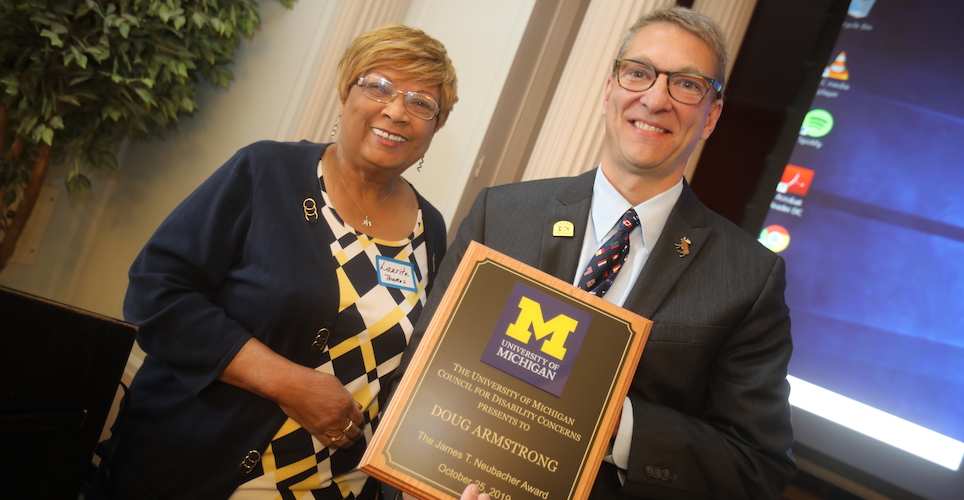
[331,433,345,442]
[343,420,356,433]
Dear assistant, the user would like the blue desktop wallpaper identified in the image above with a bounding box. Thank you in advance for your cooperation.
[760,0,964,445]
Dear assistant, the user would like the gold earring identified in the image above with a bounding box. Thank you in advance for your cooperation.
[329,116,341,140]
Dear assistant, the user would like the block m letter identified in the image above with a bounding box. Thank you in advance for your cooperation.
[504,296,577,360]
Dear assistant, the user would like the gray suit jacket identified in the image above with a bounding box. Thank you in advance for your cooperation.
[403,169,795,499]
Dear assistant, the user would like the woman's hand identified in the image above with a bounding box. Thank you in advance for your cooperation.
[275,367,365,448]
[219,338,365,448]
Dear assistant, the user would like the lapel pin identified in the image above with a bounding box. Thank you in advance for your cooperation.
[553,220,574,237]
[675,237,692,257]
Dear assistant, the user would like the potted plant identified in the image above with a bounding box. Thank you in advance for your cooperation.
[0,0,294,271]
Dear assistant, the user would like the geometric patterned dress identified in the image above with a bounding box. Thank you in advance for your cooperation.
[231,170,429,500]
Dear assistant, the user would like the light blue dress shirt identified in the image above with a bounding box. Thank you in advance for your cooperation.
[572,167,683,474]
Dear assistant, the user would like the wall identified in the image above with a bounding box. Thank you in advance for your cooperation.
[0,1,535,368]
[402,0,535,223]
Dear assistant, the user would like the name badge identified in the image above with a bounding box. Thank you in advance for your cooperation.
[376,256,418,292]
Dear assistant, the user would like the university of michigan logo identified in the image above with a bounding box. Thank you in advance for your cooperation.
[481,282,591,396]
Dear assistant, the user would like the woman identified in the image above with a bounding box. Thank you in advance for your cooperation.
[92,25,458,500]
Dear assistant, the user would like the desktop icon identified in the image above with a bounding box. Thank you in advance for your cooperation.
[800,109,834,138]
[759,225,791,253]
[823,51,849,80]
[777,165,815,196]
[848,0,876,18]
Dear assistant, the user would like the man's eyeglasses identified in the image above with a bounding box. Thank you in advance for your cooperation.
[356,76,440,120]
[612,58,722,105]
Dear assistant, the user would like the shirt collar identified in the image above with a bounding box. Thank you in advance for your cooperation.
[590,167,683,252]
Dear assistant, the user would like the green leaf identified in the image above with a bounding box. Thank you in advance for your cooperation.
[200,47,215,65]
[49,22,69,35]
[86,45,108,60]
[41,29,64,47]
[134,87,156,106]
[57,95,81,106]
[120,22,131,39]
[66,174,93,194]
[76,2,91,17]
[21,116,39,136]
[92,147,119,170]
[42,127,55,145]
[68,76,92,86]
[192,12,207,28]
[69,45,89,69]
[180,96,195,112]
[2,76,19,95]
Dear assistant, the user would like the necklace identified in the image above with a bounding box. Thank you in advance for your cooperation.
[335,163,395,227]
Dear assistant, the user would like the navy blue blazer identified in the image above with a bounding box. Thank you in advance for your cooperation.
[101,141,447,499]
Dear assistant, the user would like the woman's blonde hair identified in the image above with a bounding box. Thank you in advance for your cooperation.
[336,24,459,130]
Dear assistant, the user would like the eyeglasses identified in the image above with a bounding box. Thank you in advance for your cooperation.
[612,58,722,105]
[356,76,440,120]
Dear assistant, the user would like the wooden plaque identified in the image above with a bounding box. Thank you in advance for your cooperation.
[359,242,651,500]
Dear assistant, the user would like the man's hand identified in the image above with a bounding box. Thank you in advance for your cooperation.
[401,483,490,500]
[460,483,490,500]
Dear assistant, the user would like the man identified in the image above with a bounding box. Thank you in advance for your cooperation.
[403,6,795,500]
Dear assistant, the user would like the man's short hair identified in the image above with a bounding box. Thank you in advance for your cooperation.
[614,7,729,97]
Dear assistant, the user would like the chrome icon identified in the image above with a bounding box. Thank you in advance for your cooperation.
[759,225,791,252]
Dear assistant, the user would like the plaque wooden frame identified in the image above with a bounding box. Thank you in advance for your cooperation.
[360,242,651,500]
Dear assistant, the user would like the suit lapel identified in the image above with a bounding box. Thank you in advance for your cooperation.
[623,183,710,318]
[538,169,595,282]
